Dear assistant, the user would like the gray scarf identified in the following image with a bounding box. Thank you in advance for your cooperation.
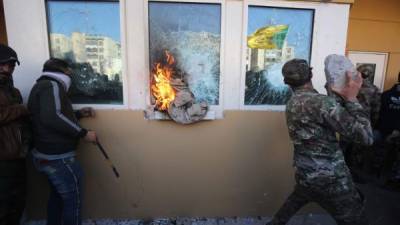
[43,71,71,91]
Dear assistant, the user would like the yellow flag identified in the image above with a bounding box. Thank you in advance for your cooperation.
[247,24,289,49]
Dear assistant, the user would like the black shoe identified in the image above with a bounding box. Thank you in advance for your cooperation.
[382,180,400,191]
[352,173,367,184]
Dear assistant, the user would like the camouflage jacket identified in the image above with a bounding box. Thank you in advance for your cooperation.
[286,86,373,186]
[357,80,381,127]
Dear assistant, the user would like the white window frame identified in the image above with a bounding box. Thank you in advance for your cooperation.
[238,0,350,111]
[45,0,129,110]
[127,0,226,119]
[347,51,388,91]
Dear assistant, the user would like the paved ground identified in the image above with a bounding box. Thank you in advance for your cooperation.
[359,182,400,225]
[25,216,334,225]
[25,181,400,225]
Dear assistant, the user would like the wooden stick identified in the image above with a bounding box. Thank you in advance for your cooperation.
[96,140,120,178]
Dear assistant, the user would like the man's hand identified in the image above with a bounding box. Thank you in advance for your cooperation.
[84,130,97,143]
[331,71,362,102]
[79,107,95,118]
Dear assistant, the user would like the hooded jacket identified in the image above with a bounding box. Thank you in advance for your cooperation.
[28,74,87,155]
[0,73,29,160]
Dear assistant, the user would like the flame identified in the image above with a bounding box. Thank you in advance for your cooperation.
[151,51,176,111]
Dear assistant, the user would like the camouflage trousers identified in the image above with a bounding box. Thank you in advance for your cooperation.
[269,180,367,225]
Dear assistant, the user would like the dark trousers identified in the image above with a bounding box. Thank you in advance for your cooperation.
[33,156,83,225]
[379,138,400,184]
[0,159,26,225]
[269,181,367,225]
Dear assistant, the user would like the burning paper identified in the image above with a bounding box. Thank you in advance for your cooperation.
[151,51,176,111]
[148,51,208,124]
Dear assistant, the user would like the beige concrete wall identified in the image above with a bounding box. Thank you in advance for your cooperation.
[27,110,298,219]
[347,0,400,90]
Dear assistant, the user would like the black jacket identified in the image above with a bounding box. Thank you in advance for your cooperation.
[378,83,400,138]
[28,75,87,155]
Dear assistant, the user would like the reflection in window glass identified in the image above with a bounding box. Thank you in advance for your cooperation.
[245,6,314,105]
[46,0,122,104]
[149,2,221,105]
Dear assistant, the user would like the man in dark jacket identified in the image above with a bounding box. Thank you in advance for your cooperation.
[28,58,97,225]
[377,72,400,184]
[0,44,30,225]
[378,72,400,139]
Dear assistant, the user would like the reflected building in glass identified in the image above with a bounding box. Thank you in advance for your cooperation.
[50,32,121,81]
[46,0,123,104]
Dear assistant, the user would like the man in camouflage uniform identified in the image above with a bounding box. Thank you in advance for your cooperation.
[341,64,381,178]
[267,59,373,225]
[357,64,381,127]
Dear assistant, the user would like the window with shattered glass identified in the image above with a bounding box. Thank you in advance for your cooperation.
[245,6,314,106]
[46,0,123,105]
[148,1,222,109]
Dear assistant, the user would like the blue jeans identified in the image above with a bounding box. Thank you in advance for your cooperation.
[33,156,83,225]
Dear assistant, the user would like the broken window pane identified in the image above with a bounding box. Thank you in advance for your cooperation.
[245,6,314,105]
[148,2,221,106]
[46,0,123,104]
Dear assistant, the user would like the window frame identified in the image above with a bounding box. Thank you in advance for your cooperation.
[131,0,226,119]
[44,0,128,109]
[239,0,318,111]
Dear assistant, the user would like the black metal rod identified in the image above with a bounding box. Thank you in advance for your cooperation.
[96,140,120,178]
